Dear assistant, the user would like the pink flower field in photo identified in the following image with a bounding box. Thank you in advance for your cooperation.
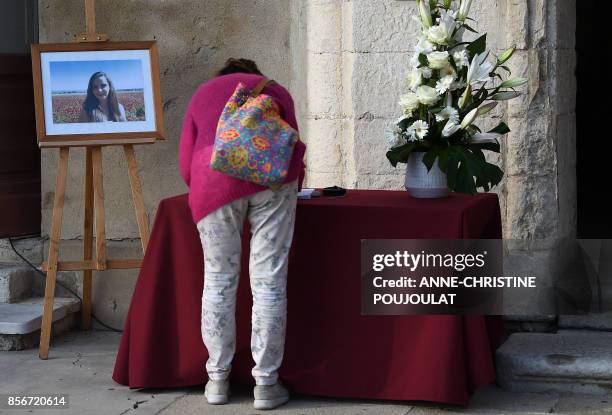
[51,91,146,123]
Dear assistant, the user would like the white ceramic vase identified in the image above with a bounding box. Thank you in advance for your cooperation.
[404,152,450,198]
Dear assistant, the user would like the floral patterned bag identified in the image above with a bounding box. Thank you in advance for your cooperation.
[210,79,299,187]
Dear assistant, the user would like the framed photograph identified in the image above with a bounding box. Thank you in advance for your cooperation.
[31,41,164,147]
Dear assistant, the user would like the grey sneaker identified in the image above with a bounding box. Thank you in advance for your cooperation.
[204,379,230,405]
[253,382,289,410]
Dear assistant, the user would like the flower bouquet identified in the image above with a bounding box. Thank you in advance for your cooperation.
[386,0,526,194]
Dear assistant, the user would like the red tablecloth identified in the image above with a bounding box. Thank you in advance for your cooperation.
[113,190,505,406]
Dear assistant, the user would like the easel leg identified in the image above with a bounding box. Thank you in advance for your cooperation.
[39,147,70,360]
[124,145,150,253]
[82,148,94,330]
[91,147,106,270]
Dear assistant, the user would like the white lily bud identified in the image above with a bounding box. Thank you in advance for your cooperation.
[458,84,471,109]
[417,0,433,28]
[499,77,528,88]
[460,108,479,129]
[458,0,473,21]
[477,102,498,116]
[497,47,516,65]
[491,91,521,101]
[442,122,461,137]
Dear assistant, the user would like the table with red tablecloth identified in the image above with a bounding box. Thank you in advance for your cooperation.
[113,190,505,406]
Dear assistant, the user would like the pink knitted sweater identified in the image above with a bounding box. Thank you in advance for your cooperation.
[179,73,306,223]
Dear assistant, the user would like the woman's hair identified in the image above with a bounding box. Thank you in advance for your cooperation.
[216,58,263,77]
[83,71,122,121]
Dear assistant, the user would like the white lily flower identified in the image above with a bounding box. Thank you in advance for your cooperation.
[407,120,430,140]
[460,108,479,129]
[442,122,461,137]
[436,106,460,124]
[435,75,456,95]
[491,91,521,100]
[458,0,473,21]
[470,132,502,144]
[426,9,456,45]
[415,36,435,54]
[466,51,494,85]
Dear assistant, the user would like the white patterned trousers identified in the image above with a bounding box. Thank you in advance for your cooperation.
[196,180,298,386]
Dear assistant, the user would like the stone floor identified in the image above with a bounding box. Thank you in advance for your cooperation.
[0,330,610,415]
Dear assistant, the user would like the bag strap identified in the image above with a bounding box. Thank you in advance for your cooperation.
[251,78,275,97]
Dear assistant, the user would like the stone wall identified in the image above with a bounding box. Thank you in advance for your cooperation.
[35,0,577,325]
[301,0,577,316]
[37,0,298,328]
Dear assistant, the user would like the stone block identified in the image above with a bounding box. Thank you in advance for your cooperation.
[350,0,417,52]
[554,49,577,115]
[306,0,341,53]
[497,330,612,394]
[303,171,343,189]
[351,52,410,119]
[304,119,343,173]
[465,0,507,50]
[503,248,559,316]
[557,170,577,240]
[505,0,529,50]
[505,115,556,177]
[0,311,77,351]
[0,297,79,335]
[0,267,33,303]
[506,49,548,120]
[559,312,612,330]
[0,237,43,265]
[306,52,343,117]
[354,173,404,191]
[353,118,402,176]
[554,0,576,50]
[555,113,576,172]
[504,175,558,243]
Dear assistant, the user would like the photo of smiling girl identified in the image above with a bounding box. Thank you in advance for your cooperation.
[78,71,128,123]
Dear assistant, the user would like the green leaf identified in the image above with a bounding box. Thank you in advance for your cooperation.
[423,149,438,171]
[470,142,501,153]
[488,122,511,135]
[438,145,504,195]
[418,53,429,67]
[386,142,416,167]
[466,34,487,57]
[462,24,478,33]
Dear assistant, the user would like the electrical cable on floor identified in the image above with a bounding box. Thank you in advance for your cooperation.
[7,235,123,333]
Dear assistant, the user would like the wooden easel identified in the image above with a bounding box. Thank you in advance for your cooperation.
[38,0,150,359]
